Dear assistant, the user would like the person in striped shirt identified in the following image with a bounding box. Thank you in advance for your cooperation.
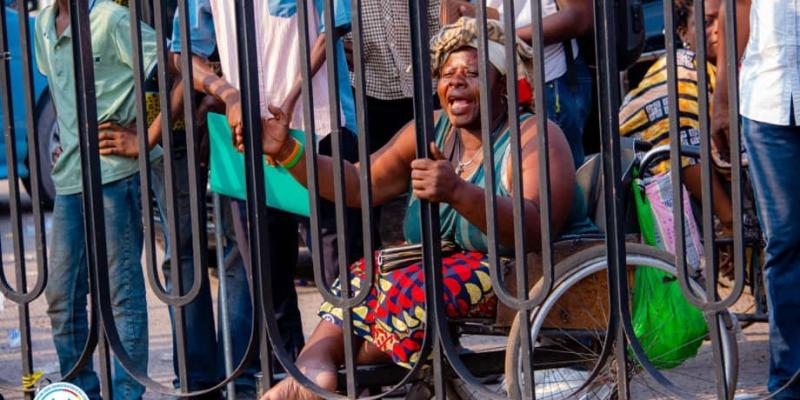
[618,0,733,239]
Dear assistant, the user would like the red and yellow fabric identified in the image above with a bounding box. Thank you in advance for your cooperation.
[319,250,496,369]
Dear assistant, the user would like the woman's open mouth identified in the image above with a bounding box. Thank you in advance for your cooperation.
[448,96,473,115]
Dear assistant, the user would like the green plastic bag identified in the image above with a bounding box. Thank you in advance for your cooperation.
[631,172,708,370]
[208,112,310,216]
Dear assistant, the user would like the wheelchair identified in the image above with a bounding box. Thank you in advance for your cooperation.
[330,138,740,399]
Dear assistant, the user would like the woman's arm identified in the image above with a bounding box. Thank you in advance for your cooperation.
[246,106,422,208]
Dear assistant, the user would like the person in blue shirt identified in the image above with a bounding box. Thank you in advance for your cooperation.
[263,0,373,289]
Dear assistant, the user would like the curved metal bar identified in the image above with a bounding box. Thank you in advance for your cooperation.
[67,0,253,394]
[317,0,362,394]
[256,225,435,399]
[638,144,701,174]
[0,0,48,306]
[91,251,262,396]
[408,0,449,395]
[346,0,376,310]
[662,0,711,310]
[150,0,204,310]
[709,0,747,312]
[126,0,172,308]
[295,0,351,306]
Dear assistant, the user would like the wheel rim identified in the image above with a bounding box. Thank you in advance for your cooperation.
[514,254,738,400]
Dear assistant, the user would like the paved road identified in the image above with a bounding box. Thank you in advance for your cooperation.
[0,181,771,399]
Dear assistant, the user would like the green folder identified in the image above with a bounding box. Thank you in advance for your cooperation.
[208,112,310,217]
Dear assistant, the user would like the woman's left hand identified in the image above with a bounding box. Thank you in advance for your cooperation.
[410,142,464,203]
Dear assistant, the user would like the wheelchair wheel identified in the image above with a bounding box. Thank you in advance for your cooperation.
[505,243,739,399]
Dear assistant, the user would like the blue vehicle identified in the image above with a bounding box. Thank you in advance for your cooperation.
[2,0,57,206]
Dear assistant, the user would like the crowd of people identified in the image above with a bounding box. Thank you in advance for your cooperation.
[27,0,799,399]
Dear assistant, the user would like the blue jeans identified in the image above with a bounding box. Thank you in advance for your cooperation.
[544,56,593,169]
[151,157,220,394]
[46,173,148,400]
[226,199,305,380]
[742,117,800,399]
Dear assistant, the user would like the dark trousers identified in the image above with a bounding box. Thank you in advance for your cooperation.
[309,97,415,286]
[742,117,800,399]
[228,198,306,379]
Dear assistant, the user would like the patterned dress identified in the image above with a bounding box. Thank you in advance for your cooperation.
[319,112,593,368]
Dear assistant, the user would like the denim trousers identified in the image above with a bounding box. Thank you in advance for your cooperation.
[227,198,305,386]
[46,173,148,400]
[151,156,221,395]
[544,55,593,169]
[742,117,800,399]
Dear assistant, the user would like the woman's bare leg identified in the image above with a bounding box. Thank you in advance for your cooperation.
[262,320,350,400]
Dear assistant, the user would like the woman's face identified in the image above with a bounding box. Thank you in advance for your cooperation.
[436,48,503,130]
[682,0,721,63]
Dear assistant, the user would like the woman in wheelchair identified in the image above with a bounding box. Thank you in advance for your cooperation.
[243,17,595,400]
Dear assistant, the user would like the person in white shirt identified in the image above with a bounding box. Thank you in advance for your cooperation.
[714,1,800,397]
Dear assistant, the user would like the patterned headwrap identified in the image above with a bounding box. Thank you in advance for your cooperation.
[430,17,534,83]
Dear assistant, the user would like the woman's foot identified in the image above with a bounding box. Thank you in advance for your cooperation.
[260,367,337,400]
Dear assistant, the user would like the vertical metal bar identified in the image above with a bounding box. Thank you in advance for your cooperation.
[127,0,163,323]
[233,0,274,387]
[319,0,358,396]
[664,0,697,303]
[524,0,553,395]
[348,0,377,355]
[296,0,329,300]
[96,336,114,400]
[175,0,210,319]
[592,0,629,397]
[151,0,190,389]
[214,194,236,400]
[692,0,732,396]
[0,6,31,399]
[67,0,113,397]
[723,0,745,310]
[408,0,445,398]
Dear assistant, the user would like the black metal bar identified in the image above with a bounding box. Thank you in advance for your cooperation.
[717,0,747,311]
[174,0,216,390]
[67,0,113,397]
[175,0,210,318]
[232,0,274,387]
[592,0,629,397]
[319,0,358,396]
[664,0,707,307]
[0,5,31,399]
[498,0,536,396]
[127,0,168,319]
[348,0,376,311]
[692,0,734,396]
[0,0,48,308]
[296,0,333,305]
[407,1,447,399]
[151,0,190,388]
[520,0,552,396]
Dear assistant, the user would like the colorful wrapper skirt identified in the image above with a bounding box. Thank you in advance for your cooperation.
[318,250,496,369]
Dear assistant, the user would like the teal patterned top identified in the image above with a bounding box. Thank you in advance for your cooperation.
[403,113,596,256]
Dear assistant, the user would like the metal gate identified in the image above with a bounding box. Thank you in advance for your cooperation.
[0,0,794,398]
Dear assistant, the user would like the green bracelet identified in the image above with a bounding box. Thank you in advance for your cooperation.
[280,139,304,169]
